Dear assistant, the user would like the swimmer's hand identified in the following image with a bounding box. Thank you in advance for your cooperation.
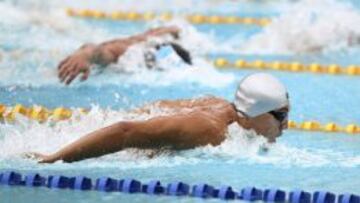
[58,44,96,85]
[24,152,57,163]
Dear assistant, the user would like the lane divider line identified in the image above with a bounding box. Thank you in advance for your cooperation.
[1,170,359,203]
[65,8,271,26]
[0,104,87,122]
[213,58,360,76]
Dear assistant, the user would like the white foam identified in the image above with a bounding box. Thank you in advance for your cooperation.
[106,59,234,88]
[242,0,360,54]
[0,2,28,25]
[191,123,337,168]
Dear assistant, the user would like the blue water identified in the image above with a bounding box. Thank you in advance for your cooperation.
[0,0,360,202]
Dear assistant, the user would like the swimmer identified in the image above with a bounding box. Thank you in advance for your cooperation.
[30,73,290,163]
[58,26,192,85]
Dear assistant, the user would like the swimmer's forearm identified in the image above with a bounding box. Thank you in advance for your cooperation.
[84,38,144,66]
[69,43,114,67]
[49,122,134,163]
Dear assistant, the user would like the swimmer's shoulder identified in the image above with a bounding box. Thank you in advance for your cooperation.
[197,95,231,105]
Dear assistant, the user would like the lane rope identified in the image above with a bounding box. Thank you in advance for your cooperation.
[0,104,87,122]
[0,170,359,203]
[65,8,271,26]
[0,104,359,134]
[287,120,360,134]
[213,58,360,76]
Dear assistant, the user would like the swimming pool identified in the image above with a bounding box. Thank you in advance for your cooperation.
[1,0,360,202]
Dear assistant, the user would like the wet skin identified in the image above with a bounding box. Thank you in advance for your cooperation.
[30,96,289,163]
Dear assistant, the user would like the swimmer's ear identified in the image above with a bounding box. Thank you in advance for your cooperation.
[169,43,192,65]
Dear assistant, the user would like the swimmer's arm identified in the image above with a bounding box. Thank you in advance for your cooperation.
[30,115,200,163]
[91,26,180,66]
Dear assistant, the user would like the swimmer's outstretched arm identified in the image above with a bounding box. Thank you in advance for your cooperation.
[31,120,164,163]
[58,26,180,85]
[92,26,181,65]
[30,113,216,163]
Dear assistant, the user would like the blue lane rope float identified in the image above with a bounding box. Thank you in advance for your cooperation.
[339,194,360,203]
[191,183,215,198]
[1,171,359,203]
[95,177,118,192]
[143,180,165,194]
[240,186,263,201]
[289,190,312,203]
[120,178,142,193]
[263,188,286,202]
[48,175,70,189]
[166,181,190,196]
[25,173,46,187]
[218,185,237,200]
[314,191,336,203]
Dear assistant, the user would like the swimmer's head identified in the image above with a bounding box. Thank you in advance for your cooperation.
[233,73,290,142]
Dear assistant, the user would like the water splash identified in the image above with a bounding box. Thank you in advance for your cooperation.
[191,123,352,168]
[242,0,360,54]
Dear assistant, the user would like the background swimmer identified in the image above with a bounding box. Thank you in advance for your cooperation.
[29,73,290,163]
[57,26,192,85]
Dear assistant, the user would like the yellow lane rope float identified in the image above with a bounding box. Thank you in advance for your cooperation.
[0,104,87,122]
[213,58,360,76]
[287,120,360,134]
[0,104,359,135]
[65,8,271,26]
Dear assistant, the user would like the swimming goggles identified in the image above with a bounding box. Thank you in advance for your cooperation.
[233,103,288,123]
[268,110,288,123]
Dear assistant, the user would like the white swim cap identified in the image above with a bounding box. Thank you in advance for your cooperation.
[234,73,289,117]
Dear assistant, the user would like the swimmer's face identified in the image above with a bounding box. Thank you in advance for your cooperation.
[244,106,289,143]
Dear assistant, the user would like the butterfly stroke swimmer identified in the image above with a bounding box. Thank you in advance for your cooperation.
[30,73,290,163]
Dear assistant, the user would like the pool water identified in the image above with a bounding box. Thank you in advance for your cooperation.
[0,0,360,202]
